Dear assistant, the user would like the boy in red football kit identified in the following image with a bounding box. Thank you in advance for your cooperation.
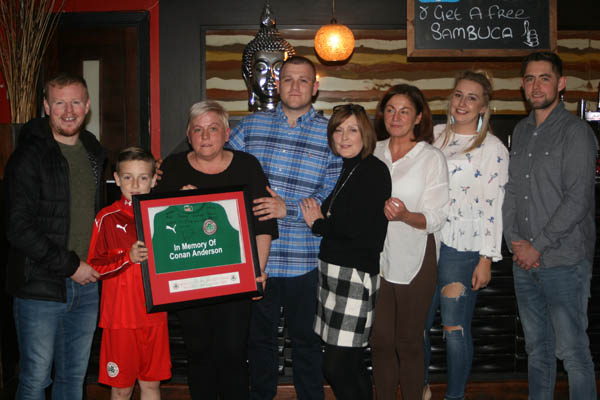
[88,147,171,399]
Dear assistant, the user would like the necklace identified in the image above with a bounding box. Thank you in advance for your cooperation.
[326,163,359,217]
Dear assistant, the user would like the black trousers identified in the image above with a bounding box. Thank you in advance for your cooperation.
[248,268,324,400]
[176,298,252,400]
[323,344,373,400]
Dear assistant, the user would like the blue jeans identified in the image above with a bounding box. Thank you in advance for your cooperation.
[13,279,99,400]
[424,243,479,400]
[248,268,323,400]
[513,260,596,400]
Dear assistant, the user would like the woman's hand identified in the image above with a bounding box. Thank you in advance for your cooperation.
[384,197,409,222]
[299,198,324,228]
[129,241,148,264]
[383,197,426,229]
[252,270,268,301]
[471,257,492,290]
[180,184,197,190]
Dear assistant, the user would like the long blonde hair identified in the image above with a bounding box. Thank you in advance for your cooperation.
[439,70,494,153]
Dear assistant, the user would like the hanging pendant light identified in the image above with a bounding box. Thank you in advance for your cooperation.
[314,0,355,62]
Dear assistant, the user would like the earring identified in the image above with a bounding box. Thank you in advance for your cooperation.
[477,114,483,132]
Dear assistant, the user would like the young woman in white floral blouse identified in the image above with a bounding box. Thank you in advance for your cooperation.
[423,71,509,400]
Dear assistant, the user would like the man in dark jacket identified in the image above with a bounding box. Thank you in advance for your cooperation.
[4,73,106,399]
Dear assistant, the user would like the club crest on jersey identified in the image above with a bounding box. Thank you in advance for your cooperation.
[183,204,193,212]
[203,219,217,235]
[107,361,119,378]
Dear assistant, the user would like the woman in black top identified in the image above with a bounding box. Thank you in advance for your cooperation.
[301,104,391,400]
[156,100,278,400]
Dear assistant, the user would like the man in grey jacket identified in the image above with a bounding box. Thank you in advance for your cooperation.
[503,52,596,400]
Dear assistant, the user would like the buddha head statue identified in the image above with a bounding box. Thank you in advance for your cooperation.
[242,1,296,111]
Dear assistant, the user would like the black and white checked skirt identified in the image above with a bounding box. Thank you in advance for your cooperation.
[313,260,380,347]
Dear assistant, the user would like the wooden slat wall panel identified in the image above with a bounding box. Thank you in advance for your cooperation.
[205,30,600,115]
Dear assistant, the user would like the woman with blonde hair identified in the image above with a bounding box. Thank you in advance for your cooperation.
[157,100,278,399]
[423,70,509,400]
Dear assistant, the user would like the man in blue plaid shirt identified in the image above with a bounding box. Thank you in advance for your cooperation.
[228,56,342,400]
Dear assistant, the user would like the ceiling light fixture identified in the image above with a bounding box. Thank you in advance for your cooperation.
[314,0,355,62]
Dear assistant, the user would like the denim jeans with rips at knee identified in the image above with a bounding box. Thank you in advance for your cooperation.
[424,243,480,400]
[13,279,99,400]
[513,260,596,400]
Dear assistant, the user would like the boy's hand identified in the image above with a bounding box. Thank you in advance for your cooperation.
[130,241,148,263]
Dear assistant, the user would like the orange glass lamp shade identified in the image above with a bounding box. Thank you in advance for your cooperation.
[314,22,355,61]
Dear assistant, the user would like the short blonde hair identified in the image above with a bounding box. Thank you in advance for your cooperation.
[186,100,229,132]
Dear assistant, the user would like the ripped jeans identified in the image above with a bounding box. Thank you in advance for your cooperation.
[424,243,480,400]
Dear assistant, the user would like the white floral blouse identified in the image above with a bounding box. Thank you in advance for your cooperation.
[433,124,509,261]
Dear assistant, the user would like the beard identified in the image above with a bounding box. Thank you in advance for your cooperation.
[527,92,559,110]
[49,116,84,138]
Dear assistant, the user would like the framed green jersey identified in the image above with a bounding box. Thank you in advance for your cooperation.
[133,186,262,312]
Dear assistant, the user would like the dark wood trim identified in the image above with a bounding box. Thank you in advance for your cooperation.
[53,11,151,150]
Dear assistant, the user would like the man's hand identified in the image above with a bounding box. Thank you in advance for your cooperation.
[512,240,540,270]
[129,241,148,264]
[253,186,287,221]
[70,261,100,285]
[155,158,164,181]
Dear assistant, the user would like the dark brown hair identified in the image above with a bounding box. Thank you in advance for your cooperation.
[115,146,156,175]
[327,104,376,159]
[280,56,317,81]
[374,84,433,144]
[521,51,563,77]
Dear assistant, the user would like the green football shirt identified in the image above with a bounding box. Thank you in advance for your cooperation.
[151,202,242,274]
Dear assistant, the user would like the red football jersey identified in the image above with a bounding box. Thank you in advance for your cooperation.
[88,197,167,329]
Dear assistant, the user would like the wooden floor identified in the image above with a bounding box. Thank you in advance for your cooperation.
[85,380,598,399]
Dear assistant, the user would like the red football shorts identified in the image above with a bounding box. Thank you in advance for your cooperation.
[98,324,172,388]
